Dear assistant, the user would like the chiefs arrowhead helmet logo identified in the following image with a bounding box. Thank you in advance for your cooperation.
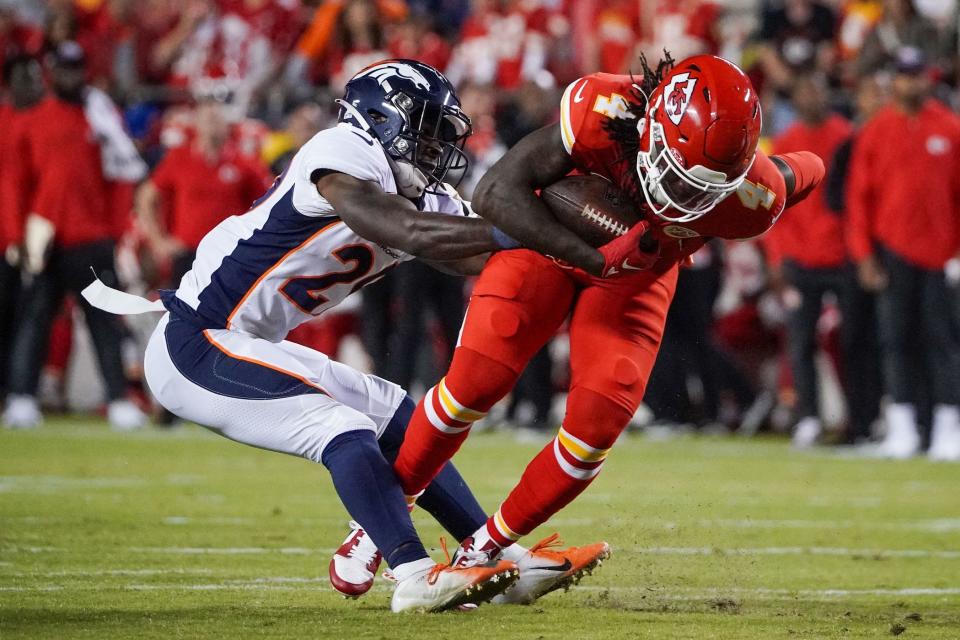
[663,72,697,126]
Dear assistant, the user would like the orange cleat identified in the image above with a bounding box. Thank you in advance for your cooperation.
[493,534,611,604]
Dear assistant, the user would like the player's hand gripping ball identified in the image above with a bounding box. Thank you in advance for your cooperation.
[541,175,658,275]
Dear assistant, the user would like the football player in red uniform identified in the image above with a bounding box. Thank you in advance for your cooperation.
[391,54,825,597]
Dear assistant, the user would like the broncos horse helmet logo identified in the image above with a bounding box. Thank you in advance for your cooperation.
[356,62,432,94]
[663,72,697,126]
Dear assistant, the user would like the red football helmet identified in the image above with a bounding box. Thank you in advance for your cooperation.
[636,55,762,222]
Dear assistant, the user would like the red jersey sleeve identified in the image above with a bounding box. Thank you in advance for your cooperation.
[559,73,638,174]
[680,149,787,241]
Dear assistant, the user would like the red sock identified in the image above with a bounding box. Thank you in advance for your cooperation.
[394,347,518,496]
[494,389,632,539]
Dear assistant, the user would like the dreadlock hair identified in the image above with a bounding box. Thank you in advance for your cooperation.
[603,50,675,199]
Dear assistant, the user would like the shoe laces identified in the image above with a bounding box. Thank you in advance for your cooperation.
[426,537,453,585]
[528,533,566,560]
[344,522,378,567]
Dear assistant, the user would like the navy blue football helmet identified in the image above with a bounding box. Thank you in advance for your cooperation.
[337,59,472,197]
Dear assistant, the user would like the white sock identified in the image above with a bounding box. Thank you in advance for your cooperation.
[499,544,529,562]
[390,557,435,582]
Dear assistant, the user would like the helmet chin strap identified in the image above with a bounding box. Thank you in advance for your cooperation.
[386,155,430,199]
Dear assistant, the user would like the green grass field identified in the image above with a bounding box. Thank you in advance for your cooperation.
[2,418,959,639]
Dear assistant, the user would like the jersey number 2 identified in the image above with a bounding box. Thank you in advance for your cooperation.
[279,245,377,315]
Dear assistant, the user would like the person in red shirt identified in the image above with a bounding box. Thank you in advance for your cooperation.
[1,42,145,432]
[763,72,857,447]
[846,47,960,461]
[0,54,43,404]
[445,0,552,90]
[136,97,271,288]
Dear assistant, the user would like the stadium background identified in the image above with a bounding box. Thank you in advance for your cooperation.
[5,0,957,441]
[2,0,960,637]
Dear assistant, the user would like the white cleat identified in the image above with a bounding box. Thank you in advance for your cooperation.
[107,399,147,432]
[791,417,821,449]
[929,406,960,462]
[3,394,42,429]
[880,403,920,460]
[329,521,382,598]
[493,534,611,605]
[390,542,519,613]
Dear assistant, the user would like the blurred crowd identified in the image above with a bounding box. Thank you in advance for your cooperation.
[2,0,960,458]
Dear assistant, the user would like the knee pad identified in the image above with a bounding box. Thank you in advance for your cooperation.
[562,388,636,451]
[444,346,521,412]
[574,352,652,419]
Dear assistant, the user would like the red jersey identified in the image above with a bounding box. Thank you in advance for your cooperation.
[764,114,852,269]
[846,100,960,270]
[558,73,787,269]
[150,143,271,250]
[10,97,115,248]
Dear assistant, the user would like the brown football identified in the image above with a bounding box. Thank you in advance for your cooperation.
[540,174,643,248]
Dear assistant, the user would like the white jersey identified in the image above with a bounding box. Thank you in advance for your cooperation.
[163,123,469,342]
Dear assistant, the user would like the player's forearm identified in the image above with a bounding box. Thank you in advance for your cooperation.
[473,165,604,276]
[393,212,503,261]
[134,182,165,241]
[424,254,490,276]
[473,124,605,275]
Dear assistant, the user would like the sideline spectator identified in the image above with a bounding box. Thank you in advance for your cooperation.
[856,0,951,76]
[757,0,837,92]
[2,42,146,431]
[0,54,44,401]
[136,96,272,289]
[823,73,889,444]
[261,101,326,175]
[638,0,722,64]
[846,47,960,460]
[446,0,552,90]
[170,0,302,117]
[763,72,857,447]
[755,0,837,134]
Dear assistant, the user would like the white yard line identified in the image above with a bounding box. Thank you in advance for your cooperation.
[3,581,959,600]
[578,586,960,599]
[126,546,331,555]
[623,546,960,559]
[547,516,960,533]
[4,568,214,578]
[161,516,255,526]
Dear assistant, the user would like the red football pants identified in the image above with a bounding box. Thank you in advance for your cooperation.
[394,250,677,543]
